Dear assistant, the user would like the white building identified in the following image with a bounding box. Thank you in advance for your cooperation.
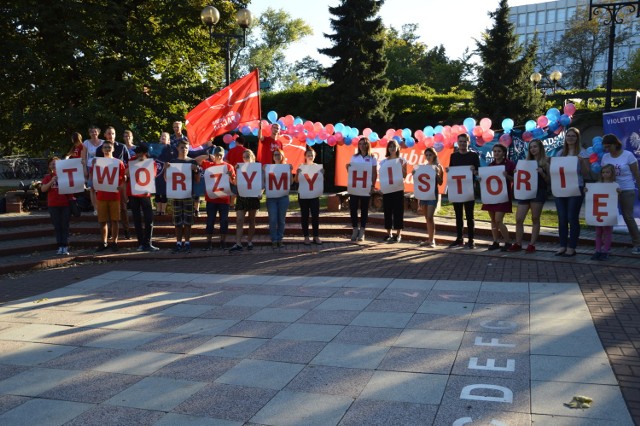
[508,0,640,89]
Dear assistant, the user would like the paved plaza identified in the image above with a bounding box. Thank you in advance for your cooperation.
[0,258,636,425]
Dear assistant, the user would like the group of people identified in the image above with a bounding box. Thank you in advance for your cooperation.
[346,129,640,259]
[41,123,640,259]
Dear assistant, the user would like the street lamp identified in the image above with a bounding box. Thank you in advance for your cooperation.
[589,0,640,111]
[550,70,563,94]
[201,4,253,88]
[530,72,542,91]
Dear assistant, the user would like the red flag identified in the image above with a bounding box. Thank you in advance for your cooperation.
[185,69,261,148]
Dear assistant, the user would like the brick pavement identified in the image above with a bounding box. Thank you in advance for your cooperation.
[1,243,640,424]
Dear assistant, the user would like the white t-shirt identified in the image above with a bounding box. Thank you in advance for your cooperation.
[83,139,103,167]
[350,154,378,167]
[602,150,638,190]
[380,157,407,167]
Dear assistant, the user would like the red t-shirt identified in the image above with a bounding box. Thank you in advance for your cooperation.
[200,160,235,204]
[226,145,246,167]
[68,145,83,159]
[259,136,282,165]
[127,156,157,198]
[42,174,70,207]
[96,160,125,201]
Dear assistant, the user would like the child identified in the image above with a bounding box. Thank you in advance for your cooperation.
[40,157,71,255]
[93,141,126,252]
[589,164,620,261]
[165,140,200,254]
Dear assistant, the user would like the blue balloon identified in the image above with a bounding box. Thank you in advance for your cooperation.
[463,117,476,133]
[532,128,545,138]
[548,121,559,131]
[597,152,604,160]
[405,137,415,148]
[434,142,444,152]
[350,127,359,138]
[434,125,444,134]
[501,118,514,133]
[293,117,303,126]
[586,147,594,155]
[267,110,278,124]
[559,114,571,127]
[592,136,603,145]
[276,119,285,129]
[393,136,403,143]
[424,126,435,137]
[252,128,259,137]
[525,120,536,132]
[334,123,345,134]
[369,132,379,142]
[593,142,603,154]
[344,137,352,146]
[591,162,602,174]
[229,141,236,149]
[402,128,411,139]
[307,139,315,146]
[241,125,251,135]
[546,108,561,120]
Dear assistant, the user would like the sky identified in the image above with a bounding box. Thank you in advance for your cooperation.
[246,0,547,66]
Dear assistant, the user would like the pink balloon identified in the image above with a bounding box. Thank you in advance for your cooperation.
[434,133,445,143]
[314,122,323,132]
[223,134,233,144]
[385,129,395,139]
[442,126,451,137]
[537,115,549,128]
[283,115,294,127]
[564,103,576,116]
[499,133,512,147]
[472,126,483,137]
[522,131,533,142]
[482,129,495,142]
[334,132,344,141]
[424,136,434,147]
[475,138,485,147]
[306,131,316,140]
[480,117,492,131]
[325,124,335,134]
[363,128,372,137]
[327,136,336,145]
[303,121,314,131]
[378,138,388,148]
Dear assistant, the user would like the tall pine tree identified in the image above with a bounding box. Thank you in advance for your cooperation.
[474,0,543,125]
[319,0,390,129]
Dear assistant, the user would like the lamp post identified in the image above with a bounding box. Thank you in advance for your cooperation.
[550,70,562,94]
[589,0,640,112]
[201,4,253,88]
[530,72,542,91]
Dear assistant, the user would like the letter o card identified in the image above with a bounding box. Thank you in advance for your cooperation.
[298,164,323,199]
[479,165,509,205]
[413,165,437,201]
[55,159,85,194]
[585,183,619,226]
[129,159,156,195]
[236,163,263,197]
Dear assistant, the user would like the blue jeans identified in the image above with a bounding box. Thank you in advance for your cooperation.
[555,192,584,249]
[48,206,70,246]
[266,196,289,242]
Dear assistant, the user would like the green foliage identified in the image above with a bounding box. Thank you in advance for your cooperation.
[614,47,640,90]
[474,0,544,124]
[319,0,390,128]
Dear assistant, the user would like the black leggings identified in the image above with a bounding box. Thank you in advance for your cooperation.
[349,195,370,229]
[383,191,404,230]
[299,197,320,237]
[130,197,154,246]
[453,200,475,242]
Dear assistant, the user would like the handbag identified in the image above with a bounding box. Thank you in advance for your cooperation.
[68,198,81,217]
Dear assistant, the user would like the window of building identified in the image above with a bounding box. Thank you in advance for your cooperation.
[546,31,554,43]
[528,12,536,26]
[547,9,556,23]
[519,13,527,27]
[537,11,545,25]
[556,30,564,42]
[567,7,576,19]
[518,34,526,45]
[557,8,566,22]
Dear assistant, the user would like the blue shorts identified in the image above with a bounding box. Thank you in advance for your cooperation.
[516,185,547,205]
[419,199,438,207]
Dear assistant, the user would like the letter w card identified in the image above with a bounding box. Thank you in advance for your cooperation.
[585,183,618,226]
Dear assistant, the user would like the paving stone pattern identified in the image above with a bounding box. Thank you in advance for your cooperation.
[0,271,634,425]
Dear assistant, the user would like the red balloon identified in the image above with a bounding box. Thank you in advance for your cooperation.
[472,126,483,137]
[564,103,576,116]
[522,131,533,142]
[434,133,445,143]
[589,153,599,163]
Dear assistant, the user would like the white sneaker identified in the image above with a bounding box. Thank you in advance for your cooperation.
[351,228,359,242]
[429,241,436,248]
[93,210,98,216]
[357,228,365,242]
[631,247,640,255]
[61,247,69,255]
[56,247,63,255]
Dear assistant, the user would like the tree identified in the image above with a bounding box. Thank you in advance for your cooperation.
[292,56,326,86]
[383,24,426,89]
[319,0,390,128]
[614,47,640,89]
[550,6,630,89]
[235,8,313,91]
[474,0,544,124]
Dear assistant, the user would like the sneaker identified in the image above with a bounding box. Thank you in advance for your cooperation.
[183,242,192,253]
[591,252,601,261]
[599,252,609,261]
[61,247,69,256]
[247,242,254,251]
[145,245,160,252]
[171,243,182,254]
[351,228,359,242]
[202,243,213,252]
[93,210,98,216]
[110,243,119,252]
[357,229,365,242]
[229,244,243,252]
[500,242,512,252]
[448,239,464,248]
[507,243,522,252]
[136,245,145,252]
[194,210,200,217]
[388,235,400,243]
[123,230,131,240]
[429,241,436,248]
[525,244,536,254]
[632,247,640,255]
[56,247,63,255]
[383,234,392,243]
[487,242,500,251]
[465,241,476,249]
[96,243,108,253]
